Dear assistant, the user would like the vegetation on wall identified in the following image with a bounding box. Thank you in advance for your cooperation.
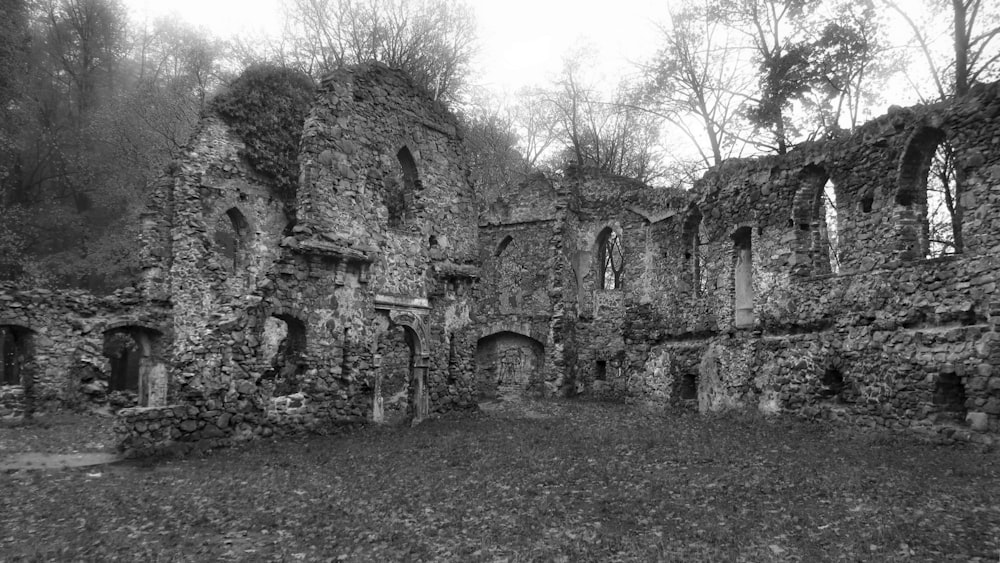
[211,65,316,201]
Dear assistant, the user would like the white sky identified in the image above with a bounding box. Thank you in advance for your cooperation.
[123,0,670,94]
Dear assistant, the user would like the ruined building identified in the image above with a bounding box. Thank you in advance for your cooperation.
[2,65,1000,453]
[478,81,1000,444]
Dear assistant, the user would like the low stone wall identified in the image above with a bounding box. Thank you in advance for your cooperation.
[0,284,169,415]
[115,400,284,457]
[115,392,371,457]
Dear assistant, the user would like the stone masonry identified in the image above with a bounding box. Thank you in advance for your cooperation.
[4,67,1000,454]
[479,80,1000,444]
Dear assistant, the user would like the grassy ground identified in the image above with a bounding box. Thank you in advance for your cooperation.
[1,400,999,562]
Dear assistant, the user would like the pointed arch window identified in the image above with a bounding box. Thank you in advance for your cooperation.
[388,146,420,228]
[597,227,624,290]
[214,207,251,272]
[682,206,703,296]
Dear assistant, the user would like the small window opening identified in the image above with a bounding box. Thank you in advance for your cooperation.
[820,366,845,398]
[933,372,967,416]
[960,306,977,326]
[597,228,624,290]
[595,360,607,381]
[679,373,698,400]
[860,195,874,213]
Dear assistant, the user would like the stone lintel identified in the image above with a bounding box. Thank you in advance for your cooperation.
[374,294,430,312]
[295,238,374,264]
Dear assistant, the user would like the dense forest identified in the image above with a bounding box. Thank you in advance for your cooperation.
[0,0,997,291]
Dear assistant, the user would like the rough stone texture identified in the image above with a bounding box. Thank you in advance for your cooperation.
[116,63,480,456]
[9,68,1000,454]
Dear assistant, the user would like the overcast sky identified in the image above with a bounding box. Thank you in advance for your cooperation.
[123,0,669,94]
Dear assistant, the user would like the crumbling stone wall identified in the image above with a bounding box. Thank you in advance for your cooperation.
[479,82,1000,442]
[0,284,169,415]
[627,82,1000,442]
[118,63,481,456]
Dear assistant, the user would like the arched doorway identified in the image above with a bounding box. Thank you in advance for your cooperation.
[102,326,164,407]
[372,309,429,424]
[0,325,32,387]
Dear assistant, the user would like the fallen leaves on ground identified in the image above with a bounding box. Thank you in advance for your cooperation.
[1,400,998,562]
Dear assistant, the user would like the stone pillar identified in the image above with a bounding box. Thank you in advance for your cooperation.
[372,353,384,423]
[412,354,430,423]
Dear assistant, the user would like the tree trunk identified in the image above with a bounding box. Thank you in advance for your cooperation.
[953,0,969,96]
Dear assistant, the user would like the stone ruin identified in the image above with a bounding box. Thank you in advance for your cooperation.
[2,63,1000,453]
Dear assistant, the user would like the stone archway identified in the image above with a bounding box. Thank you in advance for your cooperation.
[102,325,165,407]
[474,331,545,400]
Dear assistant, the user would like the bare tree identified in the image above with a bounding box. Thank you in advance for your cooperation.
[646,2,754,168]
[881,0,1000,255]
[541,50,667,184]
[279,0,477,102]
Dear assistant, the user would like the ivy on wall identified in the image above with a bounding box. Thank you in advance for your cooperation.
[211,65,316,200]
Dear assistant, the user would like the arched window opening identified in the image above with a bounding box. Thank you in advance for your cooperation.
[494,235,513,257]
[732,226,754,327]
[791,166,834,276]
[214,207,251,272]
[0,325,31,386]
[927,142,961,256]
[262,314,308,395]
[597,227,624,290]
[388,146,420,229]
[682,207,703,296]
[897,126,960,258]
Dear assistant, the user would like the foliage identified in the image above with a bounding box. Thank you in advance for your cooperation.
[0,0,230,292]
[211,65,316,201]
[1,403,999,560]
